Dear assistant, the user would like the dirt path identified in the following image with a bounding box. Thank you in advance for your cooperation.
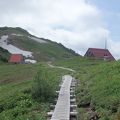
[48,63,76,72]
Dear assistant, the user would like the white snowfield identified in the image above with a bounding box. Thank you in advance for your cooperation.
[28,36,47,43]
[0,35,33,57]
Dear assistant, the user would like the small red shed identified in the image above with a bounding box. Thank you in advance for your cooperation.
[9,54,24,64]
[84,48,115,61]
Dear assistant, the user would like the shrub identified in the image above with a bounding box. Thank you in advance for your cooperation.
[0,56,8,62]
[32,66,57,102]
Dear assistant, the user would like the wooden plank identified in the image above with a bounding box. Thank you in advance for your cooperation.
[51,75,72,120]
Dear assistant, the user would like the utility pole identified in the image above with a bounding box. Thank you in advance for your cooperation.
[105,38,107,49]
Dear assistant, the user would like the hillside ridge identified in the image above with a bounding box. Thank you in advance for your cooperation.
[0,27,79,62]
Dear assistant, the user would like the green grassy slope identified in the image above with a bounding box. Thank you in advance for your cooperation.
[0,27,79,61]
[54,57,120,120]
[0,27,29,36]
[0,63,71,120]
[54,56,104,71]
[86,62,120,119]
[0,64,38,85]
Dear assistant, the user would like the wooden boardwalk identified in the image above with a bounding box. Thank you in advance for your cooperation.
[51,75,72,120]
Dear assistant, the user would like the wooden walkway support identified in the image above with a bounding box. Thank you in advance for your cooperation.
[51,75,72,120]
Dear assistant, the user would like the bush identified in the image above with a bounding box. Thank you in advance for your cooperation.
[32,66,57,102]
[0,56,8,62]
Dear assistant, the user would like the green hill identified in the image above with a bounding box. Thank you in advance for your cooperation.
[0,27,79,62]
[0,27,29,36]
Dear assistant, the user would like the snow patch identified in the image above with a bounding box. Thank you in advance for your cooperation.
[28,36,47,43]
[11,33,23,37]
[25,59,37,64]
[0,35,33,57]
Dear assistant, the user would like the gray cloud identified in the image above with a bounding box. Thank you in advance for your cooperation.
[0,0,119,59]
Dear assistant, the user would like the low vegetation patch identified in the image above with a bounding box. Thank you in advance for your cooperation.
[32,65,60,102]
[76,61,120,120]
[54,57,120,120]
[0,63,70,120]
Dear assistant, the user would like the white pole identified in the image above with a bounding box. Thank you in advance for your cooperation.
[105,38,107,49]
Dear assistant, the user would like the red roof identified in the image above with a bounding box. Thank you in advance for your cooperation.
[85,48,115,60]
[9,54,23,63]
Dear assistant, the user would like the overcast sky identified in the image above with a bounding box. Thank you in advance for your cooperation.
[0,0,120,59]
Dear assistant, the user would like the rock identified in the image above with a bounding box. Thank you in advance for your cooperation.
[88,110,100,120]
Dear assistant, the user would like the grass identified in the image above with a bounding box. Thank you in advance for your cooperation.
[0,62,71,120]
[0,27,29,36]
[0,64,38,85]
[1,53,120,119]
[54,57,120,120]
[87,62,120,119]
[54,56,104,71]
[0,63,41,120]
